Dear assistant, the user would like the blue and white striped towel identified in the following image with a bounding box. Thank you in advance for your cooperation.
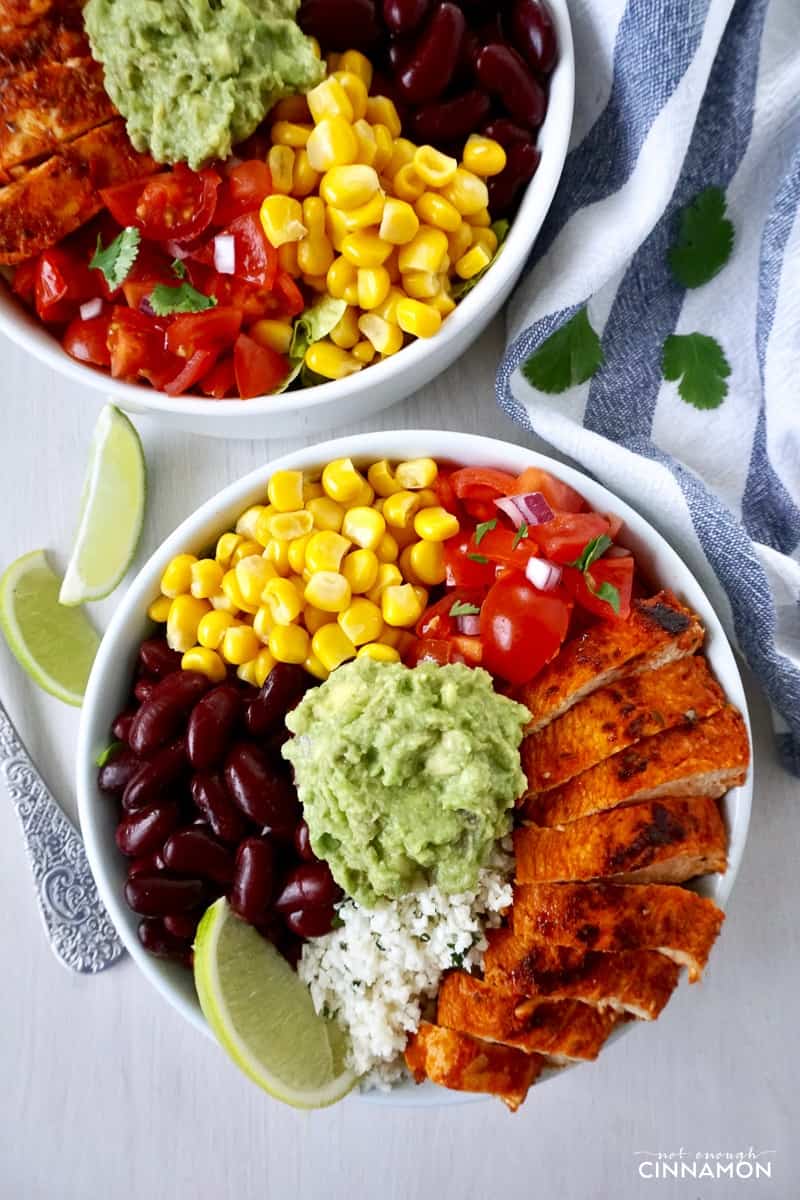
[498,0,800,774]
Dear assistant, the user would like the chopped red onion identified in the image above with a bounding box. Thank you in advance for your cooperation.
[79,298,103,320]
[455,614,481,636]
[525,556,562,591]
[494,491,554,528]
[213,234,236,275]
[166,240,191,260]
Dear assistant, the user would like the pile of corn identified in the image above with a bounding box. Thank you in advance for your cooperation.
[148,457,460,684]
[252,48,507,378]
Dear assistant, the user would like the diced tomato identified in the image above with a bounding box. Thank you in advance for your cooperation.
[62,314,112,367]
[534,512,611,564]
[479,572,571,685]
[450,635,483,665]
[203,211,278,289]
[433,470,461,517]
[233,333,289,399]
[511,466,587,513]
[164,348,218,396]
[12,258,38,302]
[564,556,634,621]
[101,165,221,243]
[34,247,97,322]
[107,307,168,381]
[273,270,305,317]
[214,161,273,226]
[416,589,487,639]
[443,533,497,588]
[200,356,237,399]
[463,498,498,523]
[404,638,454,667]
[477,526,539,571]
[450,467,519,502]
[165,307,242,358]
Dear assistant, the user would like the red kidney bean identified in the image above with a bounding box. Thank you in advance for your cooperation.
[122,738,187,812]
[274,863,342,912]
[476,12,507,46]
[98,750,142,795]
[488,138,540,214]
[476,43,546,128]
[293,820,319,863]
[225,742,300,835]
[128,851,164,876]
[481,116,532,147]
[186,683,241,770]
[285,906,336,938]
[230,837,275,924]
[245,663,311,738]
[134,679,156,704]
[511,0,557,74]
[191,771,250,844]
[137,918,192,963]
[116,803,180,858]
[397,3,466,103]
[125,872,206,917]
[138,637,183,679]
[412,89,492,142]
[453,26,481,78]
[162,828,235,885]
[163,911,202,941]
[129,671,209,757]
[384,0,431,34]
[297,0,380,49]
[111,710,136,744]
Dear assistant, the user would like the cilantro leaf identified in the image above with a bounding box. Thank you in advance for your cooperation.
[512,521,529,549]
[668,187,734,289]
[148,282,217,316]
[521,307,604,394]
[90,227,140,291]
[468,553,488,564]
[586,577,621,615]
[450,600,481,617]
[473,518,497,545]
[662,333,730,410]
[570,534,612,572]
[171,258,187,279]
[95,741,124,767]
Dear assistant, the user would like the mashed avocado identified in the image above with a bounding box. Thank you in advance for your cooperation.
[84,0,324,169]
[282,658,530,908]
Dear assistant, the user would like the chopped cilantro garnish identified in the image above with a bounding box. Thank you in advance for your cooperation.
[521,307,604,394]
[570,534,612,573]
[512,521,529,549]
[668,187,734,289]
[90,227,140,291]
[468,553,489,564]
[662,332,730,410]
[171,258,188,279]
[473,518,497,545]
[95,741,124,768]
[587,578,621,614]
[450,600,481,617]
[148,282,217,316]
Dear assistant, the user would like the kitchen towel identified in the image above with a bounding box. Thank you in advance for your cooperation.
[499,0,800,773]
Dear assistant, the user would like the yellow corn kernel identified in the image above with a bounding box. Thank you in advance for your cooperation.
[382,490,421,529]
[252,604,274,643]
[287,533,311,575]
[267,145,296,195]
[250,318,293,355]
[277,240,300,276]
[376,198,417,248]
[441,167,489,216]
[260,193,306,246]
[265,623,308,665]
[236,505,270,540]
[326,206,349,252]
[357,265,391,310]
[471,226,498,256]
[272,94,311,124]
[398,227,448,274]
[308,35,321,57]
[409,538,446,586]
[350,118,377,166]
[303,651,329,681]
[160,553,197,598]
[235,555,277,608]
[197,609,236,650]
[338,191,386,231]
[338,49,373,88]
[326,255,359,302]
[447,221,473,263]
[462,134,507,177]
[455,244,492,280]
[341,505,386,551]
[305,530,351,574]
[271,120,312,147]
[210,592,238,614]
[384,249,400,284]
[322,457,366,503]
[342,547,380,594]
[181,646,227,683]
[320,164,380,210]
[398,542,422,586]
[190,558,224,600]
[236,659,260,687]
[467,206,492,228]
[429,289,457,317]
[304,339,362,379]
[304,604,336,635]
[263,577,304,625]
[304,570,351,613]
[220,624,261,665]
[263,537,291,575]
[267,469,304,513]
[395,458,438,490]
[366,459,399,497]
[415,191,462,234]
[311,623,356,672]
[370,123,393,172]
[357,641,400,663]
[348,480,375,509]
[387,137,416,176]
[414,145,458,188]
[265,510,314,542]
[379,625,403,648]
[381,582,426,627]
[413,505,460,541]
[306,116,358,172]
[252,646,277,687]
[373,286,405,323]
[303,480,325,502]
[291,148,320,197]
[298,233,335,277]
[392,162,425,203]
[375,531,399,565]
[306,495,345,532]
[166,595,211,652]
[147,595,172,623]
[338,597,384,646]
[307,75,354,123]
[364,94,401,137]
[341,232,391,268]
[396,297,442,338]
[402,270,440,300]
[334,71,368,121]
[352,339,375,364]
[365,562,403,604]
[329,306,360,350]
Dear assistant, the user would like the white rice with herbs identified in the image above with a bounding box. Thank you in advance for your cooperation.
[298,844,514,1086]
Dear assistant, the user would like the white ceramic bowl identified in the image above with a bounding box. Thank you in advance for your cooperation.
[0,5,573,439]
[76,431,752,1106]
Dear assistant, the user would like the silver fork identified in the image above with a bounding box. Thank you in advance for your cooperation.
[0,696,125,973]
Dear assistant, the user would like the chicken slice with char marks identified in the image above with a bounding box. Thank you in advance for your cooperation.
[405,1021,544,1111]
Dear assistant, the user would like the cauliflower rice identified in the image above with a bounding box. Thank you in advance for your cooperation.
[298,843,514,1086]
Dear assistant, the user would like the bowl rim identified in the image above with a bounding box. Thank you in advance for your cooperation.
[76,429,752,1108]
[0,0,575,422]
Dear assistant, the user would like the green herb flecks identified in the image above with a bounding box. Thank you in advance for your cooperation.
[521,307,605,394]
[148,282,217,316]
[512,522,529,549]
[90,227,140,291]
[449,601,481,618]
[662,332,730,410]
[668,187,734,289]
[473,518,497,545]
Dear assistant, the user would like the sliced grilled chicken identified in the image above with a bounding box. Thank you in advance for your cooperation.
[0,0,58,30]
[523,656,724,793]
[515,795,728,886]
[512,882,724,982]
[0,118,156,264]
[0,7,85,80]
[524,705,749,826]
[518,591,704,734]
[483,931,680,1020]
[405,1021,544,1111]
[437,972,621,1063]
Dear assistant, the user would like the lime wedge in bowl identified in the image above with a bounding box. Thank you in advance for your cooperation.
[0,549,100,705]
[194,898,357,1108]
[59,404,146,605]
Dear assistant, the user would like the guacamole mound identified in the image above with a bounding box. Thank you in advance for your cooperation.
[84,0,324,169]
[282,658,530,909]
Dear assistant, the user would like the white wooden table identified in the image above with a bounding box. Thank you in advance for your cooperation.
[1,320,797,1200]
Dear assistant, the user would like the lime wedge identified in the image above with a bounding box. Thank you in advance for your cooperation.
[0,550,100,705]
[59,405,146,605]
[194,898,357,1108]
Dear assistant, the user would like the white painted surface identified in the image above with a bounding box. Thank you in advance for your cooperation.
[1,320,797,1200]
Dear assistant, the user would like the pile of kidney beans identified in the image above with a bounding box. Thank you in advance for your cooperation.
[297,0,557,216]
[98,639,342,969]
